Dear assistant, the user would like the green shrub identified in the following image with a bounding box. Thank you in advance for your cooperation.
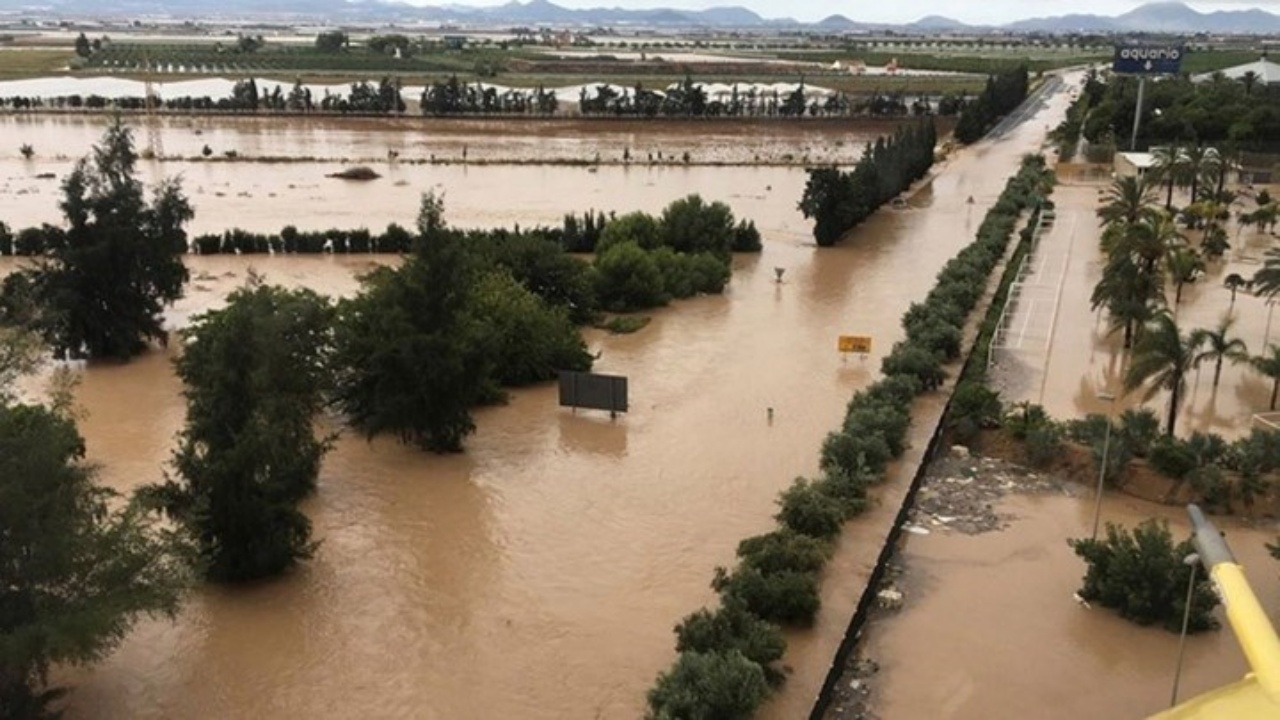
[659,194,736,258]
[814,469,873,514]
[1117,408,1160,458]
[1024,422,1063,469]
[949,382,1002,444]
[1184,432,1228,469]
[1148,437,1196,481]
[1069,519,1219,633]
[862,374,923,406]
[712,565,821,626]
[598,314,651,334]
[737,528,830,575]
[881,342,946,391]
[597,210,662,254]
[842,402,911,457]
[732,219,763,252]
[905,315,964,361]
[1004,401,1050,440]
[673,603,785,681]
[594,241,667,311]
[776,478,846,539]
[1227,429,1280,479]
[1188,465,1231,512]
[820,429,893,478]
[646,650,770,720]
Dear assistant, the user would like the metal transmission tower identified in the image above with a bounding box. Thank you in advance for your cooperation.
[142,50,163,159]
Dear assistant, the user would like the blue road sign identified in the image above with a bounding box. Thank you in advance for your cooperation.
[1113,45,1184,75]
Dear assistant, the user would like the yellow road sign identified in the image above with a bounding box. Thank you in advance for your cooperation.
[838,335,872,354]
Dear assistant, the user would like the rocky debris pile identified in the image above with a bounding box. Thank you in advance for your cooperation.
[907,446,1071,535]
[826,657,882,720]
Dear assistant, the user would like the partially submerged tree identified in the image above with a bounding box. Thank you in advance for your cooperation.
[333,195,491,452]
[146,279,334,582]
[18,118,191,359]
[1124,312,1203,436]
[1251,343,1280,411]
[1192,315,1248,388]
[1069,519,1218,633]
[0,398,188,716]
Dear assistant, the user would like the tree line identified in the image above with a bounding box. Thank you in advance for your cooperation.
[953,64,1030,144]
[798,120,938,246]
[1062,69,1280,154]
[0,77,968,120]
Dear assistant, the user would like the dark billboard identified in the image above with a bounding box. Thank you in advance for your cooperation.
[558,371,628,414]
[1113,45,1184,75]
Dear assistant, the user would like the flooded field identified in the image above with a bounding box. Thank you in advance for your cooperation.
[858,476,1280,719]
[2,78,1073,720]
[0,112,910,166]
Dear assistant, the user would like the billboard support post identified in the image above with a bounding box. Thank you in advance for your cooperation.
[1130,76,1146,151]
[1113,44,1182,152]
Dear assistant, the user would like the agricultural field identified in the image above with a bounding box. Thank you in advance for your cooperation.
[57,41,990,94]
[0,48,75,79]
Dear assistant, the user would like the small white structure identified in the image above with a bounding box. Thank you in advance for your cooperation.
[1115,151,1158,179]
[1192,57,1280,86]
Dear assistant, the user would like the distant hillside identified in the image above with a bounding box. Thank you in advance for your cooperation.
[2,0,1280,34]
[1008,1,1280,33]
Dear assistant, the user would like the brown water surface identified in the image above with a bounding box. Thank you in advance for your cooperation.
[863,489,1280,719]
[0,78,1078,719]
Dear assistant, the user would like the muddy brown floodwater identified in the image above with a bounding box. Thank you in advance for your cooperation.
[0,113,902,168]
[0,78,1071,720]
[860,476,1280,720]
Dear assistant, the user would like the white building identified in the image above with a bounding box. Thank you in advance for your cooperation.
[1114,151,1158,179]
[1192,57,1280,86]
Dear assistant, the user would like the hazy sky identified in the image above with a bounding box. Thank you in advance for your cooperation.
[408,1,1280,24]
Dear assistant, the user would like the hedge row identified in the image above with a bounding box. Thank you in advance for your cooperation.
[645,154,1055,719]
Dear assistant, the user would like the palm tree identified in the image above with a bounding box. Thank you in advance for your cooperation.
[1150,143,1186,211]
[1251,246,1280,299]
[1092,253,1165,349]
[1253,344,1280,410]
[1183,145,1213,204]
[1224,273,1249,311]
[1096,175,1159,228]
[1241,70,1260,96]
[1192,315,1249,387]
[1165,245,1204,305]
[1109,212,1183,273]
[1124,312,1204,436]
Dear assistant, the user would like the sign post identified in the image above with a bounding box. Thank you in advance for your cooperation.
[837,335,872,357]
[1112,44,1184,151]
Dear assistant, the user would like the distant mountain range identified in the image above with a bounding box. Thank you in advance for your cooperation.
[3,0,1280,34]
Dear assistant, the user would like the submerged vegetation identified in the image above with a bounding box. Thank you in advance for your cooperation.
[799,120,938,246]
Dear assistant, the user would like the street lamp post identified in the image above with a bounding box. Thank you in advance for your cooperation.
[1170,553,1202,708]
[1264,298,1276,350]
[1090,391,1117,542]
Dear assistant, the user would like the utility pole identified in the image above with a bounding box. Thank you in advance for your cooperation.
[142,49,163,159]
